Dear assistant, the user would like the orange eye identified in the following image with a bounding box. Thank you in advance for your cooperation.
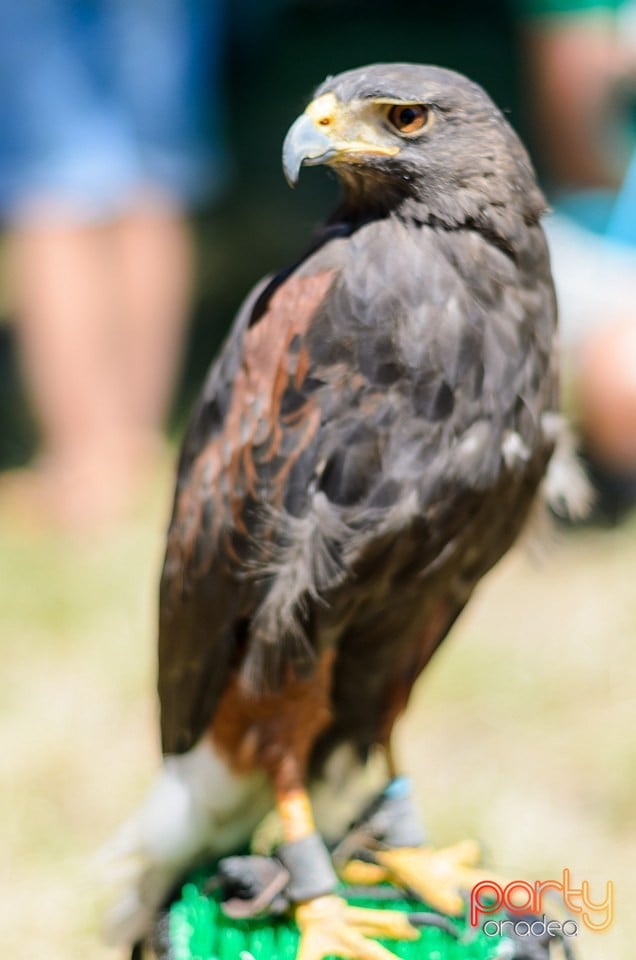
[388,103,430,135]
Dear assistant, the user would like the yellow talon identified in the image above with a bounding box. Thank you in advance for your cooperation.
[338,859,390,886]
[374,841,504,917]
[295,894,419,960]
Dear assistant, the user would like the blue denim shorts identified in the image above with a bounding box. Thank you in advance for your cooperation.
[0,0,224,223]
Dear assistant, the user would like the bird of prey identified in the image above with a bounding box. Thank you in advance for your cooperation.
[106,63,566,959]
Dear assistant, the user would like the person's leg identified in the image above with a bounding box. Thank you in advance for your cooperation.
[7,204,194,528]
[0,0,214,531]
[579,317,636,469]
[543,214,636,522]
[8,219,137,526]
[108,200,193,460]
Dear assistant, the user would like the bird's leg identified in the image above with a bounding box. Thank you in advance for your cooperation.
[336,744,497,917]
[212,656,420,958]
[274,767,419,960]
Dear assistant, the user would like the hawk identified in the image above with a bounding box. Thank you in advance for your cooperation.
[106,63,568,959]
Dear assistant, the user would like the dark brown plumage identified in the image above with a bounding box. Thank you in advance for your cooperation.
[107,63,562,950]
[159,65,557,770]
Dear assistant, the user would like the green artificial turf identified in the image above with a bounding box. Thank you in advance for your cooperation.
[167,874,511,960]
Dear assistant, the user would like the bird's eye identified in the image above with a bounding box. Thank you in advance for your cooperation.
[387,103,430,135]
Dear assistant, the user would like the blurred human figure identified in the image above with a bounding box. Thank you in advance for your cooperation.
[520,0,636,520]
[0,1,224,529]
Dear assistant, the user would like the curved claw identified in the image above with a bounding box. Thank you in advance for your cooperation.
[295,894,419,960]
[375,841,504,916]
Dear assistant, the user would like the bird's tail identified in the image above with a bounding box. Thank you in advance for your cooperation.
[540,412,594,521]
[522,413,593,558]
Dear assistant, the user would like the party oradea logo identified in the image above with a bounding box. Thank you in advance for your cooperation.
[470,869,614,938]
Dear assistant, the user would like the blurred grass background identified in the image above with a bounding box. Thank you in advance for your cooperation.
[1,475,634,959]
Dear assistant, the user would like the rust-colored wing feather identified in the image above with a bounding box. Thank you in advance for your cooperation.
[158,268,336,754]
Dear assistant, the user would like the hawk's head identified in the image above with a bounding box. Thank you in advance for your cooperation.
[283,63,545,226]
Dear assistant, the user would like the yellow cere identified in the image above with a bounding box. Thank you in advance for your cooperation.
[304,93,400,160]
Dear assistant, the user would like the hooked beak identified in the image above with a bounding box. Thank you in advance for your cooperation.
[282,92,400,187]
[282,113,336,187]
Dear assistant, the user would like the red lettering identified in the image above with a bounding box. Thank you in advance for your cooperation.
[469,881,503,926]
[502,880,536,915]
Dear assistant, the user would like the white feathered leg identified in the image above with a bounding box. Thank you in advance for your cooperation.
[99,737,272,946]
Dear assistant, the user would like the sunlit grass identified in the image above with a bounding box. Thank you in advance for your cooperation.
[1,467,634,959]
[0,468,171,959]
